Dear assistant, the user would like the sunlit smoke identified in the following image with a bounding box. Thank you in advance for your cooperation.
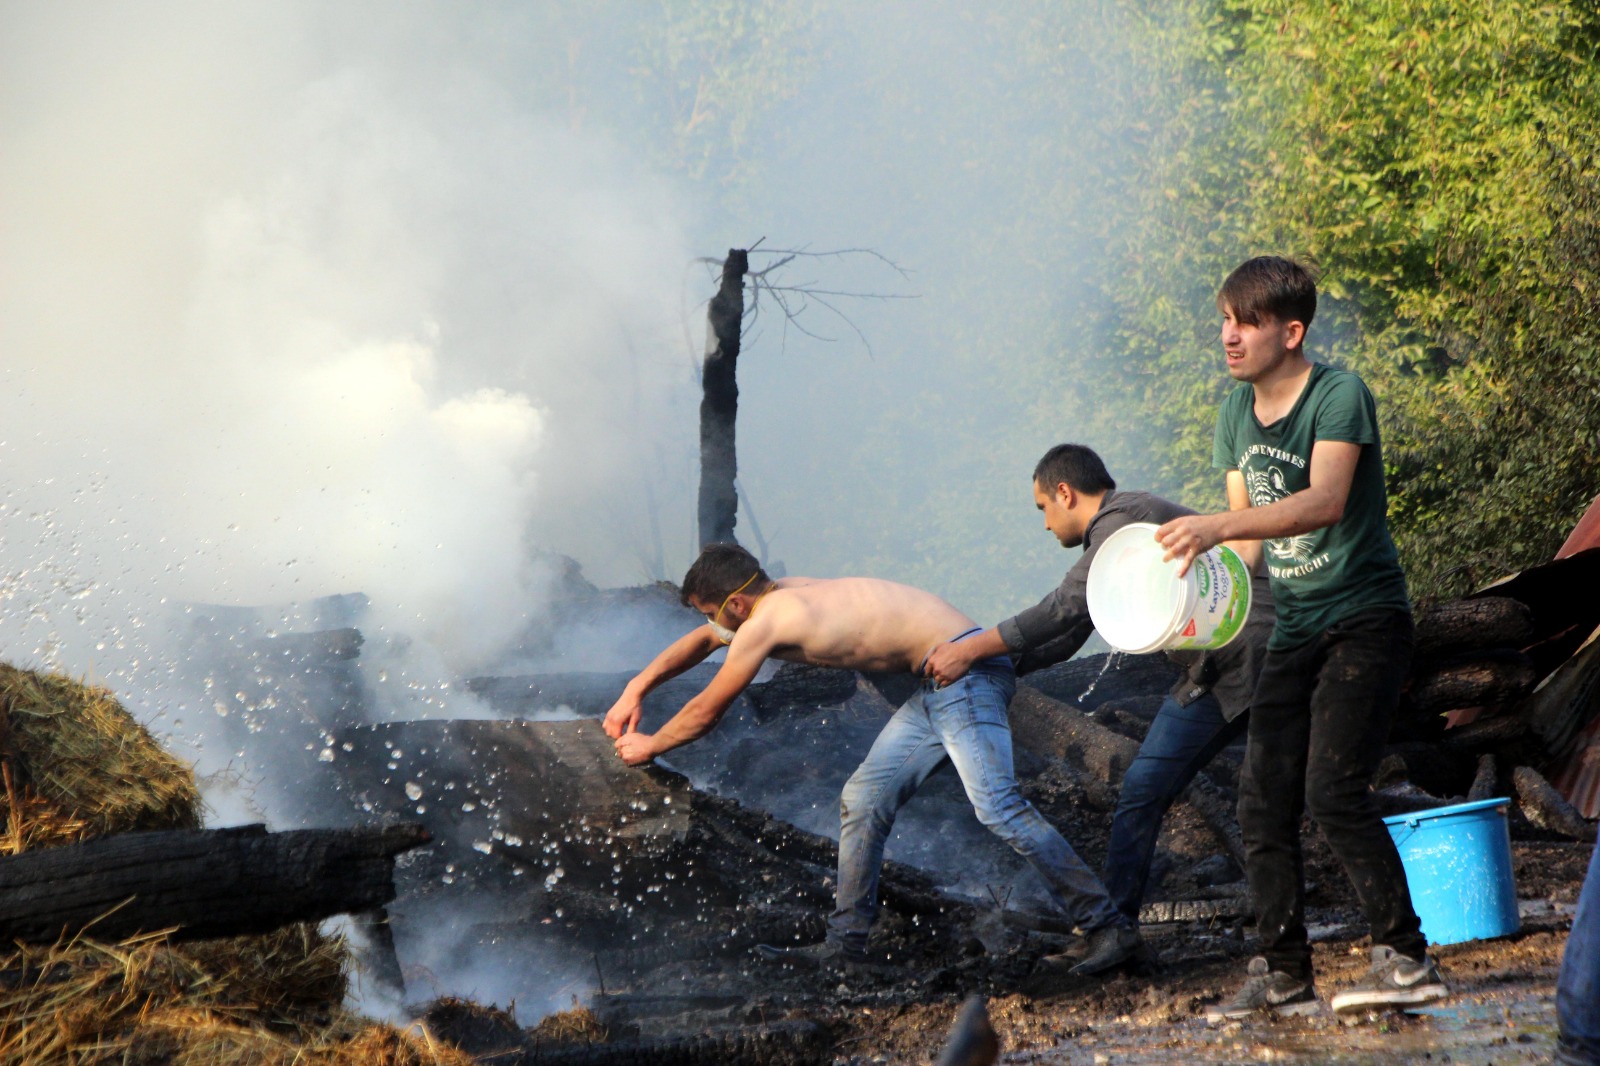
[0,4,697,685]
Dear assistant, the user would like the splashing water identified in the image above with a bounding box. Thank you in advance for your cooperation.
[1077,651,1123,705]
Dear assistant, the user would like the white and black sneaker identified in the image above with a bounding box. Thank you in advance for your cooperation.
[1205,957,1320,1023]
[1330,945,1449,1014]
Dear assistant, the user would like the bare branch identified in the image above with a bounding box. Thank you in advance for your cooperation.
[751,245,916,284]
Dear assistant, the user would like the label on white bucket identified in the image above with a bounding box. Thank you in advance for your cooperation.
[1171,541,1251,651]
[1086,523,1252,654]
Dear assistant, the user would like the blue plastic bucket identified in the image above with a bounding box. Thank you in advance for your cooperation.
[1382,797,1520,946]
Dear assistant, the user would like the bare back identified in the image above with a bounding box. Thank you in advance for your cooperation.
[735,576,977,675]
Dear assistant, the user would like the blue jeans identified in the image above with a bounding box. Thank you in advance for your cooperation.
[829,659,1125,953]
[1102,693,1246,922]
[1558,843,1600,1065]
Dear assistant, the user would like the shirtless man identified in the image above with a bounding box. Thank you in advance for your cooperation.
[603,542,1143,974]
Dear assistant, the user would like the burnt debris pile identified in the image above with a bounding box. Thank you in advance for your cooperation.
[1376,548,1600,839]
[166,550,1600,1055]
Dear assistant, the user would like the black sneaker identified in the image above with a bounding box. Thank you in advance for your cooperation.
[1329,946,1448,1014]
[1041,923,1145,976]
[754,939,868,968]
[1205,957,1320,1022]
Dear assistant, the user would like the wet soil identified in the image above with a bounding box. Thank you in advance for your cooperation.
[823,915,1570,1065]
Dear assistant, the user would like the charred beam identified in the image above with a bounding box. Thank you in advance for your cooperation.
[1413,596,1536,658]
[1513,765,1598,841]
[0,823,428,944]
[1406,650,1541,717]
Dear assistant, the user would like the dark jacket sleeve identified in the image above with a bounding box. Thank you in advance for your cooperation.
[996,495,1165,670]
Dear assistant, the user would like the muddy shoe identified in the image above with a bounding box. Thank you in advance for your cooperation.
[1329,946,1448,1014]
[1061,923,1144,977]
[1205,957,1319,1022]
[754,939,867,969]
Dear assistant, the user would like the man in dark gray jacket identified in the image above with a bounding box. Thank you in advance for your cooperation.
[925,443,1274,932]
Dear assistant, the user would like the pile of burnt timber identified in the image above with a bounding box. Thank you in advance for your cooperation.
[172,550,1600,1056]
[1379,547,1600,837]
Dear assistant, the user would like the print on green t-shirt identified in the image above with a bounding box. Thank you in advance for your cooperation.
[1212,363,1409,650]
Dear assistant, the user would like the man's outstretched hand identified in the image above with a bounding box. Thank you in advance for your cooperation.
[602,694,641,739]
[614,730,658,766]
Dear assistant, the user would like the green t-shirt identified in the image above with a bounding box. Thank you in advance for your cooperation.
[1213,362,1409,649]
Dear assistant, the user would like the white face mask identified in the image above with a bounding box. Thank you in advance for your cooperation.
[709,621,737,645]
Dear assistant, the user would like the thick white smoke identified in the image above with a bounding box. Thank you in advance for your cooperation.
[0,4,698,686]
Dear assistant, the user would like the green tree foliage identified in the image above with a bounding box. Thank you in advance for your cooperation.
[1082,0,1600,598]
[542,0,1598,612]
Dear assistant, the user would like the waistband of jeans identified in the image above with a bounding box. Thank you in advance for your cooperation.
[916,626,987,676]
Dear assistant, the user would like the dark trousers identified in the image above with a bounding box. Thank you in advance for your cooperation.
[1238,607,1426,979]
[1102,693,1247,922]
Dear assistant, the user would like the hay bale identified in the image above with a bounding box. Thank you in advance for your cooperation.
[0,663,200,851]
[0,663,481,1064]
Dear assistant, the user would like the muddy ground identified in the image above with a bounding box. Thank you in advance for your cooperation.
[595,838,1580,1062]
[689,843,1585,1066]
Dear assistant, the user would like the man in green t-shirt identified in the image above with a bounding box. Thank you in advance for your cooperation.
[1154,256,1449,1020]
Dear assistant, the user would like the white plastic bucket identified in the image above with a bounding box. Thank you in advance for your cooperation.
[1086,522,1253,654]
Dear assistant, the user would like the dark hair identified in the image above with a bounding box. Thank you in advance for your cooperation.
[1032,444,1116,495]
[680,543,769,607]
[1216,256,1317,329]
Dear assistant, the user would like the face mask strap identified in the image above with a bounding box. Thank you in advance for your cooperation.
[708,571,763,643]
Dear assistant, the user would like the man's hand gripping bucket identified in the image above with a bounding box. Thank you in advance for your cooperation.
[1086,522,1253,654]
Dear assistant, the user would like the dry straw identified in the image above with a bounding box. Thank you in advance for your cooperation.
[0,664,476,1065]
[0,663,201,852]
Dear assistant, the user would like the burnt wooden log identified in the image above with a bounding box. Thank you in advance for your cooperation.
[1413,597,1536,658]
[1406,650,1542,717]
[327,718,966,935]
[1137,896,1250,924]
[1439,712,1529,752]
[465,668,723,721]
[1513,765,1598,841]
[246,627,364,663]
[1008,688,1138,803]
[1468,754,1499,802]
[0,822,428,944]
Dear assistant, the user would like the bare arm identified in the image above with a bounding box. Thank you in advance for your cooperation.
[602,625,722,739]
[1155,440,1361,575]
[613,612,782,765]
[1221,469,1263,574]
[923,626,1008,687]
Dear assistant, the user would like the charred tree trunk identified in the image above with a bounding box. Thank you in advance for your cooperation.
[0,822,428,944]
[698,248,749,547]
